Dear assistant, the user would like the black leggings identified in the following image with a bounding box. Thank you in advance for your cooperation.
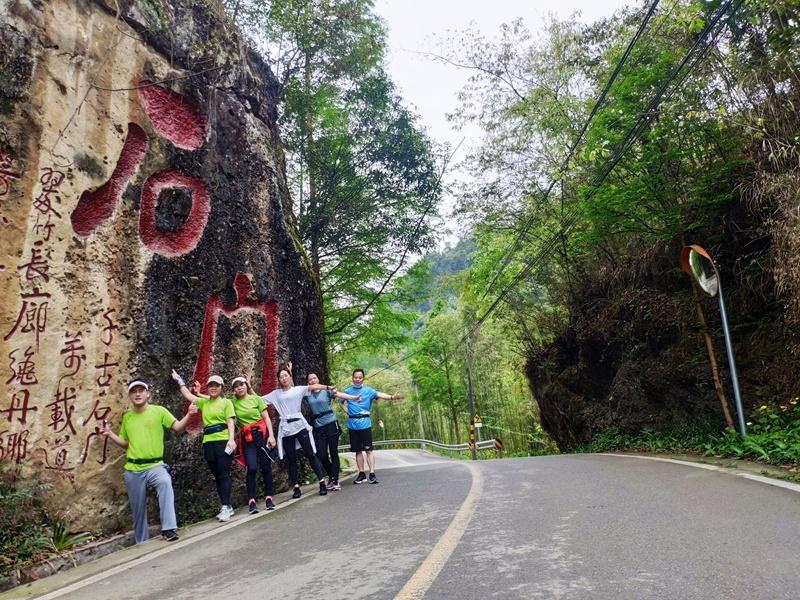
[242,433,274,499]
[203,440,233,506]
[313,421,341,482]
[282,428,325,485]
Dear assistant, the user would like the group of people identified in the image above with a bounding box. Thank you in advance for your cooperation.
[102,364,402,543]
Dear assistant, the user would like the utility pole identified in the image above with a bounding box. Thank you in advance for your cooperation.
[415,382,426,450]
[465,326,477,461]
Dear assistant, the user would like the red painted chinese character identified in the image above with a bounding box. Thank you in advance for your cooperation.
[101,309,118,346]
[80,399,112,465]
[5,346,37,386]
[32,168,64,218]
[187,272,280,432]
[0,391,38,424]
[70,124,148,237]
[37,437,76,480]
[17,247,50,283]
[95,353,119,388]
[71,81,212,257]
[59,331,86,379]
[46,386,77,434]
[138,168,210,257]
[33,212,55,241]
[0,429,30,464]
[3,289,50,351]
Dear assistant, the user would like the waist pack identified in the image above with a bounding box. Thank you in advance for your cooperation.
[127,456,163,465]
[203,423,227,435]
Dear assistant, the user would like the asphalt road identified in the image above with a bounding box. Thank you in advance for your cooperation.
[28,450,800,599]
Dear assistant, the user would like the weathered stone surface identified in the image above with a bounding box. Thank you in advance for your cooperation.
[0,0,324,531]
[526,236,792,451]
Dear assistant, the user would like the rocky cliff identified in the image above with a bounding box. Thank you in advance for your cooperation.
[526,227,793,451]
[0,0,324,530]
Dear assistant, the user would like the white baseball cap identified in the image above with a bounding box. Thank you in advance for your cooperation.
[231,376,248,386]
[207,375,224,386]
[127,380,149,392]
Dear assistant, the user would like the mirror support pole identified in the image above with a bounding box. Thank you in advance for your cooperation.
[716,278,747,437]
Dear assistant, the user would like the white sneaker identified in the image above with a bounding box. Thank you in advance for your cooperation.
[216,505,234,522]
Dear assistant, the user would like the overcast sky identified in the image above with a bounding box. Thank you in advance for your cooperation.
[371,0,635,240]
[373,0,635,162]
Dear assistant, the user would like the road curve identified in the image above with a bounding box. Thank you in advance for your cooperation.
[24,450,800,599]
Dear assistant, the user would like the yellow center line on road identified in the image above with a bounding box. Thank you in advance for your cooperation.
[393,461,483,600]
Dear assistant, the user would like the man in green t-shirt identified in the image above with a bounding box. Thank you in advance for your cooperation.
[103,379,196,543]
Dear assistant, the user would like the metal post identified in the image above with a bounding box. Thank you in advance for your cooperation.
[716,278,747,437]
[415,383,426,451]
[465,327,477,460]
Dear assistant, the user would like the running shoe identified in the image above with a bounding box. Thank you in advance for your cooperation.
[368,472,379,484]
[248,499,259,514]
[326,480,341,491]
[265,497,275,510]
[162,529,179,542]
[217,505,234,522]
[354,471,367,484]
[292,486,302,499]
[319,482,328,496]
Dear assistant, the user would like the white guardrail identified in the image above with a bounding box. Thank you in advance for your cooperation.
[338,438,496,452]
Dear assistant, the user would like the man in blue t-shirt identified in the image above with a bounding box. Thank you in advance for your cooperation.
[341,368,402,484]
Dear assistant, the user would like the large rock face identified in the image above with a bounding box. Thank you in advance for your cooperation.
[526,234,791,451]
[0,0,324,530]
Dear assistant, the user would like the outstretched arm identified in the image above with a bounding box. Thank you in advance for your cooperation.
[171,369,200,402]
[377,391,402,401]
[307,383,335,393]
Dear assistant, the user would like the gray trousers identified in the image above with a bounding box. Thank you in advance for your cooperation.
[123,464,177,543]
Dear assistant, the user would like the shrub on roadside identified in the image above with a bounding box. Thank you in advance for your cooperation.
[579,398,800,466]
[0,466,52,576]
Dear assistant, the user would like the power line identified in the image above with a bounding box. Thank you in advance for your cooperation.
[481,0,662,299]
[368,0,664,383]
[461,0,743,349]
[370,0,743,382]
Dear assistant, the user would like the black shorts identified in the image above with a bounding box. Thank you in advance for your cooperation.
[349,427,373,452]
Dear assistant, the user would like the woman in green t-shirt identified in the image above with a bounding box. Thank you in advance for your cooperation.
[230,376,278,513]
[172,369,236,522]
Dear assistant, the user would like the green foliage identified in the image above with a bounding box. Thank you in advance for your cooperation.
[0,467,52,575]
[580,399,800,465]
[48,516,92,553]
[224,0,443,352]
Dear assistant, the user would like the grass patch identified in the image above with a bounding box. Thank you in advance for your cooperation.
[577,399,800,467]
[0,466,94,578]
